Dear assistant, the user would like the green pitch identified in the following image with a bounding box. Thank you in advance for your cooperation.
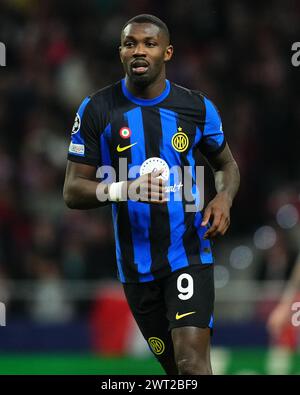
[0,350,299,375]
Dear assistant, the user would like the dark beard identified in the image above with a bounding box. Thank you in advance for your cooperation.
[130,73,152,87]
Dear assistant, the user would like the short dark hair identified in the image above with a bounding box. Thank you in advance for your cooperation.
[122,14,170,44]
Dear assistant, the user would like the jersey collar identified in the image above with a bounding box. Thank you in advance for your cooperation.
[121,78,170,106]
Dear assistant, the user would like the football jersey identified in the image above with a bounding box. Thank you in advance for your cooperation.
[67,79,225,283]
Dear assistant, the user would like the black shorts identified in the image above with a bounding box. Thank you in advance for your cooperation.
[123,265,214,359]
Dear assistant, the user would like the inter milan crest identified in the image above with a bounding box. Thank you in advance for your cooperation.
[148,337,165,355]
[171,127,189,152]
[119,127,132,139]
[71,113,81,135]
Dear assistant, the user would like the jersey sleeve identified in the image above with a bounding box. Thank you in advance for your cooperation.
[197,96,226,157]
[67,96,101,166]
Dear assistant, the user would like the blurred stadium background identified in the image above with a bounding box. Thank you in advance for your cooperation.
[0,0,300,374]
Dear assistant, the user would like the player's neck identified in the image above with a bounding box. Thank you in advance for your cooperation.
[125,75,167,100]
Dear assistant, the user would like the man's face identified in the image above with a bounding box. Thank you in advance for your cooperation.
[119,23,173,86]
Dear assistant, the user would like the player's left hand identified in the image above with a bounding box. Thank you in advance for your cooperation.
[267,302,291,338]
[201,192,232,239]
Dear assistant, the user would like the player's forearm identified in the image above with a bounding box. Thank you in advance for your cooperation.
[213,160,240,205]
[279,257,300,304]
[63,177,110,209]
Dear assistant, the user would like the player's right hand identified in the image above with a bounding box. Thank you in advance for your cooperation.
[127,169,167,204]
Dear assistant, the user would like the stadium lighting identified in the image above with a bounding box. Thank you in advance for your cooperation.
[253,226,277,250]
[276,204,299,229]
[214,265,230,289]
[229,246,253,270]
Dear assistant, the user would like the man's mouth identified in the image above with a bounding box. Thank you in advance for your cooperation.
[131,60,149,75]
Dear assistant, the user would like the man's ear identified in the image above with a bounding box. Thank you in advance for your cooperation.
[164,45,173,62]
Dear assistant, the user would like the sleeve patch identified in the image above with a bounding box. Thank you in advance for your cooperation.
[71,113,81,135]
[69,142,85,156]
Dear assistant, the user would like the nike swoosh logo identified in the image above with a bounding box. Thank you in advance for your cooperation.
[117,142,137,152]
[175,311,196,320]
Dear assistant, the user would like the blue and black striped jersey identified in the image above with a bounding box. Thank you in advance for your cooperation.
[67,79,225,283]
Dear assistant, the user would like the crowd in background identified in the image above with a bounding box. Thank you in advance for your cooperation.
[0,0,300,320]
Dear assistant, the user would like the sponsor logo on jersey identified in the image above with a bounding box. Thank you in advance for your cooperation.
[172,127,189,152]
[69,142,85,155]
[116,142,137,152]
[175,311,196,320]
[148,337,165,355]
[165,182,183,193]
[71,113,81,134]
[140,157,170,181]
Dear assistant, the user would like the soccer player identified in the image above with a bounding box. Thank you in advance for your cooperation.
[63,14,240,375]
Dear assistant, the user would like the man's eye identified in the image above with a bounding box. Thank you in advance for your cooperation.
[124,42,134,47]
[147,42,157,47]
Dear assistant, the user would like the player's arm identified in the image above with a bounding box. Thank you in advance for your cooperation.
[278,253,300,304]
[64,97,166,209]
[198,96,240,239]
[63,161,167,209]
[267,253,300,337]
[63,161,110,209]
[201,143,240,239]
[64,96,114,209]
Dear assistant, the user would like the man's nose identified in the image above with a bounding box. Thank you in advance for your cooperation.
[133,43,146,56]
